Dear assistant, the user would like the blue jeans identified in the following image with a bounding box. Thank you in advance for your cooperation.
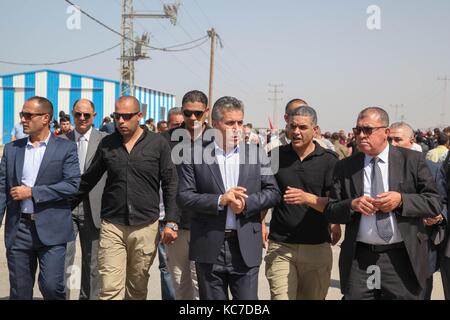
[158,223,175,300]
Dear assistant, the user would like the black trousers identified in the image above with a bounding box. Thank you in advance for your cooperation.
[195,235,259,300]
[345,242,423,300]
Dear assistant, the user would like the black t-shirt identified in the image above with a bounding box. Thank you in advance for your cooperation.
[269,142,339,244]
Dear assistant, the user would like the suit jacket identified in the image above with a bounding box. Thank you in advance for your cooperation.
[177,141,281,268]
[0,134,80,248]
[324,145,441,293]
[62,129,107,229]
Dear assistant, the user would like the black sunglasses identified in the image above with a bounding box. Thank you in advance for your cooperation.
[113,112,139,121]
[182,110,205,118]
[20,111,46,120]
[352,126,386,136]
[74,112,92,120]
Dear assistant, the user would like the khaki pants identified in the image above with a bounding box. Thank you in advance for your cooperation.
[98,219,159,300]
[165,229,199,300]
[265,241,332,300]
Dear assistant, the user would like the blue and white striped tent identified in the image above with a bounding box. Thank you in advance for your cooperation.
[0,69,176,144]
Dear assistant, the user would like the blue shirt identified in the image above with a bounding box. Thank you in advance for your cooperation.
[215,142,240,230]
[11,122,28,140]
[20,133,51,213]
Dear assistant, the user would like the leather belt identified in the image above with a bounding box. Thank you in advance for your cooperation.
[224,230,237,239]
[21,213,37,221]
[357,241,405,253]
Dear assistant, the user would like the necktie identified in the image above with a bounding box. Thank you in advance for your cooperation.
[78,135,87,174]
[371,157,394,243]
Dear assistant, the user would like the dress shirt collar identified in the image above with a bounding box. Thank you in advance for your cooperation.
[364,143,389,166]
[74,126,93,142]
[26,132,51,149]
[214,141,240,156]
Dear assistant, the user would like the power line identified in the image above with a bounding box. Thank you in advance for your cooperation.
[0,43,121,66]
[64,0,208,52]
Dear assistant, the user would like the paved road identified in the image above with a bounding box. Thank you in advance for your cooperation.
[0,226,445,300]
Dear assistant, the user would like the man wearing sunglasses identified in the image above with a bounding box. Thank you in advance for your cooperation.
[323,107,441,300]
[74,96,178,300]
[0,96,81,299]
[161,90,212,300]
[61,99,107,300]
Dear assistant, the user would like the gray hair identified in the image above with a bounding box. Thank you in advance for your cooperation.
[288,106,318,126]
[168,107,182,119]
[212,96,244,121]
[357,107,389,127]
[390,121,415,138]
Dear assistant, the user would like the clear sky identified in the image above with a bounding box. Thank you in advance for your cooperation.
[1,0,450,132]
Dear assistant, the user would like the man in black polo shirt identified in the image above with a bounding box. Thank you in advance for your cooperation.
[265,105,341,300]
[75,96,178,300]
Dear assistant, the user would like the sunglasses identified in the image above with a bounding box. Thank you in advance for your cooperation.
[352,126,386,136]
[20,111,46,120]
[387,136,402,143]
[182,110,205,118]
[113,112,139,121]
[74,112,92,120]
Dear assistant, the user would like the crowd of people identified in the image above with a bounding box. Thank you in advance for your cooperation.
[0,91,449,301]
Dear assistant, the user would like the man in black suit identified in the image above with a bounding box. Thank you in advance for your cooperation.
[323,107,441,300]
[177,96,281,300]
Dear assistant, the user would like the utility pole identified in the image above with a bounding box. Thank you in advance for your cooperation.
[268,84,283,129]
[438,77,450,127]
[207,28,223,124]
[120,0,179,96]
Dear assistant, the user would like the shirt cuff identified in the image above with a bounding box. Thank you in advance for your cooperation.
[218,195,225,211]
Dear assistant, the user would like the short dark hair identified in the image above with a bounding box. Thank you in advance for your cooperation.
[285,98,308,113]
[182,90,208,107]
[437,132,449,145]
[60,115,71,123]
[357,107,389,127]
[27,96,54,121]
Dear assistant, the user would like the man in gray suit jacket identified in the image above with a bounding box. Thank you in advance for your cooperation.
[177,96,281,300]
[63,99,107,300]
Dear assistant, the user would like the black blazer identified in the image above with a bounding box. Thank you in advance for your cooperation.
[324,145,442,293]
[177,141,281,267]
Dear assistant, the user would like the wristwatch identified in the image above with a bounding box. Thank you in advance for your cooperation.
[165,222,179,231]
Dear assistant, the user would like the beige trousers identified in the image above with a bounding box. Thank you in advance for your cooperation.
[265,241,332,300]
[165,229,199,300]
[98,219,159,300]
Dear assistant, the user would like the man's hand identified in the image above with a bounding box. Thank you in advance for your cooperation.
[372,192,402,213]
[423,214,444,226]
[161,224,178,245]
[230,195,245,214]
[220,187,248,207]
[283,186,313,205]
[262,221,269,249]
[351,196,376,216]
[10,186,32,201]
[330,224,341,246]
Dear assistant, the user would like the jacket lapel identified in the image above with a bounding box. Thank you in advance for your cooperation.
[35,134,58,183]
[351,152,365,197]
[85,129,101,169]
[388,146,402,192]
[237,143,249,186]
[14,140,27,186]
[206,145,226,194]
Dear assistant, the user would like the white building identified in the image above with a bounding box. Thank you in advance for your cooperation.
[0,69,175,143]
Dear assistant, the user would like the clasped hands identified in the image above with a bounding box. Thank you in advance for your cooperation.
[10,186,32,201]
[351,192,402,216]
[220,187,248,214]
